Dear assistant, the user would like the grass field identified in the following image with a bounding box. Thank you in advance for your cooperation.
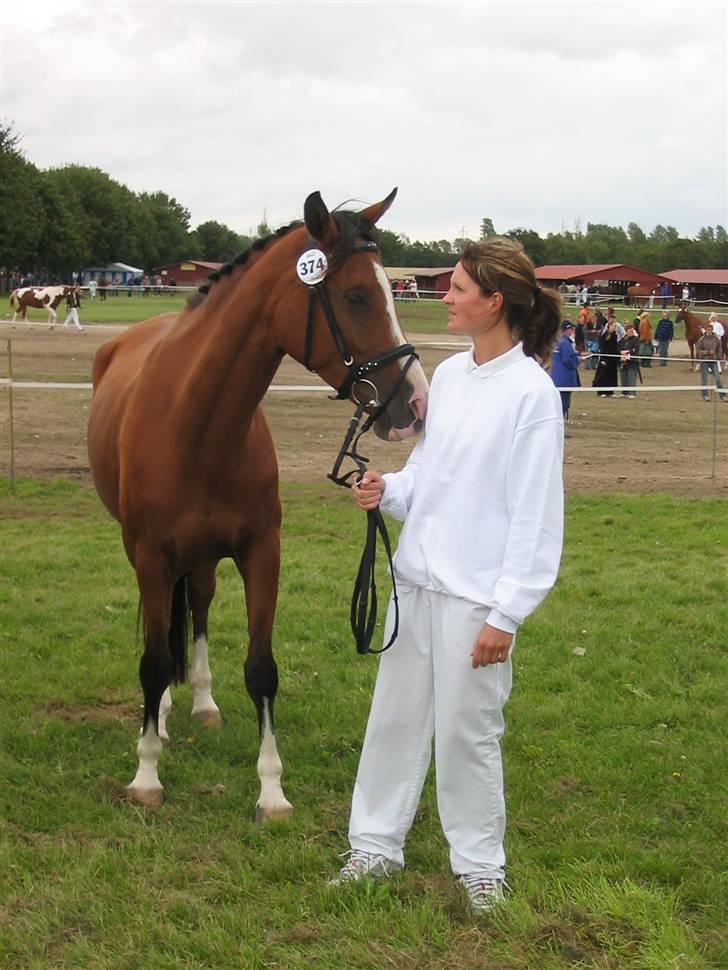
[1,480,726,968]
[2,291,711,338]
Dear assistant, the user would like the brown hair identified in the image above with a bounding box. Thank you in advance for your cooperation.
[460,238,561,363]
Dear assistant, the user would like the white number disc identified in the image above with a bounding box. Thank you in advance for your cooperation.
[296,248,328,285]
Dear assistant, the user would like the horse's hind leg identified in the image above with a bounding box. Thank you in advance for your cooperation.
[236,531,293,823]
[127,554,178,808]
[189,562,222,728]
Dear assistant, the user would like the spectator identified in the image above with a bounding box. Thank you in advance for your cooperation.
[708,313,725,370]
[654,311,674,365]
[580,284,589,306]
[660,281,670,309]
[550,320,583,431]
[695,323,727,402]
[619,321,641,397]
[585,309,601,369]
[681,284,690,304]
[638,311,654,368]
[592,318,620,396]
[99,276,108,301]
[88,279,97,300]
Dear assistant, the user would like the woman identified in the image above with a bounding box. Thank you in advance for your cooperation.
[592,317,619,396]
[638,311,653,368]
[550,320,581,427]
[619,321,641,397]
[332,238,565,914]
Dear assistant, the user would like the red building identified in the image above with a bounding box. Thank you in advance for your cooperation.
[534,264,674,299]
[384,266,454,297]
[660,269,728,305]
[154,260,223,287]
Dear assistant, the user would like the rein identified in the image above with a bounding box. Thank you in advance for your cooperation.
[300,239,417,654]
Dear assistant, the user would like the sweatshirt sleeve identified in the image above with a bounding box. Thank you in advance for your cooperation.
[488,401,565,634]
[379,437,424,522]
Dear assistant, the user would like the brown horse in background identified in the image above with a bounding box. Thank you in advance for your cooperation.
[675,304,704,366]
[87,188,429,815]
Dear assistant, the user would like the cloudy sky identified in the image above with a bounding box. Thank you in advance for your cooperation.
[2,0,726,242]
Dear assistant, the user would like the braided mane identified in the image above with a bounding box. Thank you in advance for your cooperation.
[186,208,379,310]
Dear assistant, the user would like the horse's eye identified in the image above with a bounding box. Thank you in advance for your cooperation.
[345,291,366,306]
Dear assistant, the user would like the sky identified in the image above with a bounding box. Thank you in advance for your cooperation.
[2,0,726,243]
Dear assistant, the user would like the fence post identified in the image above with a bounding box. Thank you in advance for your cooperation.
[6,339,16,493]
[711,386,718,480]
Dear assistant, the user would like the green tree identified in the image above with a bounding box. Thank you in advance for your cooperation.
[505,228,546,266]
[0,123,46,272]
[138,191,192,266]
[480,217,496,239]
[194,220,250,262]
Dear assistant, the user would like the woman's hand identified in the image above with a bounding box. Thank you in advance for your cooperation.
[351,471,386,511]
[471,623,514,668]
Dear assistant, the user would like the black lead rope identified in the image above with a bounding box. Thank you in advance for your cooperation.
[328,402,402,655]
[298,241,417,654]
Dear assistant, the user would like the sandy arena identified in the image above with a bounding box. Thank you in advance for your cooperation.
[1,320,726,496]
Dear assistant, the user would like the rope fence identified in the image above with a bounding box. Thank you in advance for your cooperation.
[1,339,725,494]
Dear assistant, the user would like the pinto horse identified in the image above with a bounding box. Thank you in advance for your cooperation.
[675,304,704,366]
[87,188,429,815]
[9,285,71,325]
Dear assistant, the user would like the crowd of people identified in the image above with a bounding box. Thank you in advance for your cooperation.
[550,305,727,415]
[391,278,419,300]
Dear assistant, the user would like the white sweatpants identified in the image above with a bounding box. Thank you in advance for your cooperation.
[63,308,82,330]
[348,586,513,878]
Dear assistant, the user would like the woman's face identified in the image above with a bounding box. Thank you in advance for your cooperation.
[443,262,497,336]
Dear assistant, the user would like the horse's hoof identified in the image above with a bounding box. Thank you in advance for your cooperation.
[255,800,293,824]
[192,709,223,729]
[126,785,164,809]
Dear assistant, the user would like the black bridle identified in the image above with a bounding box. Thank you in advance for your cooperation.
[301,239,418,655]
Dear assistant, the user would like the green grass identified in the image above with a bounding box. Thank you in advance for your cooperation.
[1,481,727,968]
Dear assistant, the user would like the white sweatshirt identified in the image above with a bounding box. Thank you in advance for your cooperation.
[380,343,565,635]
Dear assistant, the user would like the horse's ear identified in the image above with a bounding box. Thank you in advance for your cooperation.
[304,191,338,248]
[359,187,398,227]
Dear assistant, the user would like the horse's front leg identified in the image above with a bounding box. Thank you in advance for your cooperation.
[189,562,223,728]
[127,552,178,808]
[236,531,293,823]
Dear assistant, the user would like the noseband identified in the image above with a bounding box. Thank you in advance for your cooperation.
[300,239,418,656]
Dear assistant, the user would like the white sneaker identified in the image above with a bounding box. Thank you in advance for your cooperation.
[329,849,402,886]
[458,873,506,913]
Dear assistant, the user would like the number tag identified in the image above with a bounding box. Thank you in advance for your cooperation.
[296,248,328,285]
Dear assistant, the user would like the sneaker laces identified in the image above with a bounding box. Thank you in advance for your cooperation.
[459,873,506,906]
[337,849,396,879]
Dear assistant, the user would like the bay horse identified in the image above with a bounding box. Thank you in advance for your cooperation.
[87,188,429,816]
[675,304,704,366]
[9,285,71,326]
[626,283,673,307]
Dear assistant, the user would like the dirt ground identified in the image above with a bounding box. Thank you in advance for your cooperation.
[1,320,726,496]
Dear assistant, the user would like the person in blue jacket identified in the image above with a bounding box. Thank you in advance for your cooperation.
[550,320,583,426]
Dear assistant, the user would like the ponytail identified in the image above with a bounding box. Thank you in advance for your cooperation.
[460,239,562,365]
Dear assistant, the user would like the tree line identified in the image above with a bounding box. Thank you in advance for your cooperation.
[1,124,725,279]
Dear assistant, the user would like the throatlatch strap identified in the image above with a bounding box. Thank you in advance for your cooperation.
[350,507,399,655]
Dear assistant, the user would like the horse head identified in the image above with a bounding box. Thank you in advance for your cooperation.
[275,190,429,441]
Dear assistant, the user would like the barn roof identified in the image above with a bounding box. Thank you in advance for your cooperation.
[154,260,223,271]
[661,269,728,285]
[534,264,622,280]
[384,266,454,279]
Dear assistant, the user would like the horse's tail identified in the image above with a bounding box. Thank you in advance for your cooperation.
[9,289,19,311]
[168,575,190,685]
[136,574,190,685]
